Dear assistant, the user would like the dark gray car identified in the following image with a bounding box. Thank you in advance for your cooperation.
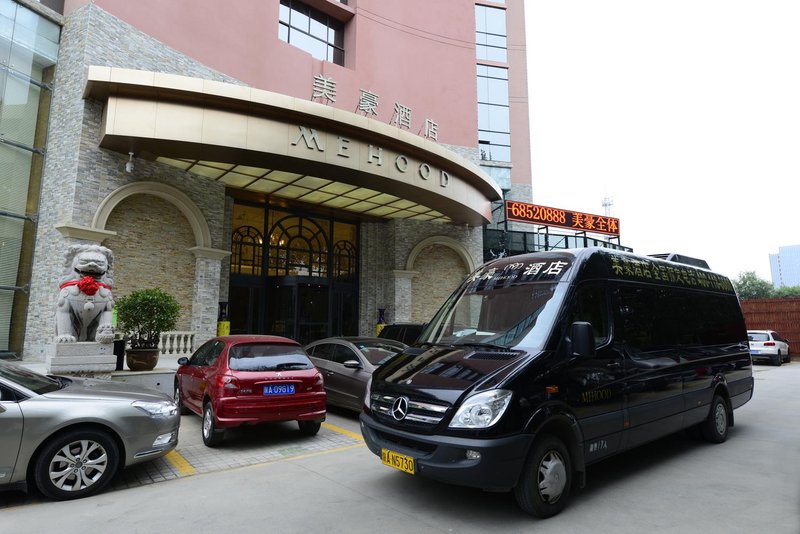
[305,337,406,411]
[0,359,180,500]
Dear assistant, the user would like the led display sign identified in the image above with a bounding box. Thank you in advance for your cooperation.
[505,201,621,237]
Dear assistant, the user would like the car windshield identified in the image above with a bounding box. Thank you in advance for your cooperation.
[355,341,406,365]
[748,333,770,342]
[420,281,567,349]
[228,344,314,371]
[0,359,61,394]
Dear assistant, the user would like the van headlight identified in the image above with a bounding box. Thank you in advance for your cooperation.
[449,389,512,429]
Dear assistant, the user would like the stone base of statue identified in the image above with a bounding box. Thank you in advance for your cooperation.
[48,342,116,374]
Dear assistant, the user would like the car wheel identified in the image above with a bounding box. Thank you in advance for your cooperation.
[33,428,120,501]
[700,394,729,443]
[174,381,190,415]
[773,352,782,366]
[783,350,790,364]
[202,402,225,447]
[513,435,572,518]
[298,420,321,436]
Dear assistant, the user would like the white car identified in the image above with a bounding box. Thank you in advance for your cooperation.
[747,330,791,365]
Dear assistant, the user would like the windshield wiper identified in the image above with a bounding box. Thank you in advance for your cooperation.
[274,362,311,370]
[452,341,508,350]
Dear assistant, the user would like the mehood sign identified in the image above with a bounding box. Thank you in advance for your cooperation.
[292,125,450,189]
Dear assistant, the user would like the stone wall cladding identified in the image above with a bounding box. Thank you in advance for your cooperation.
[410,245,466,322]
[24,4,237,360]
[359,219,482,336]
[104,195,196,331]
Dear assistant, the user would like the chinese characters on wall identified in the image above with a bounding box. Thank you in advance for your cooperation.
[311,75,438,141]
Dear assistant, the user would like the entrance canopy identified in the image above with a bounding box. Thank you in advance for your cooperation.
[83,67,502,226]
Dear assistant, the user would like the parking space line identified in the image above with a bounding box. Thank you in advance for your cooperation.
[164,450,197,476]
[322,422,364,441]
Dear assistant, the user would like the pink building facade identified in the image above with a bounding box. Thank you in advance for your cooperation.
[11,0,533,362]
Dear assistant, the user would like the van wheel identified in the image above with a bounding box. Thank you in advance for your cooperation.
[700,395,729,443]
[514,435,572,518]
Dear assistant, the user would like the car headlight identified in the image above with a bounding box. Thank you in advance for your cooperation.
[132,399,178,417]
[449,389,512,429]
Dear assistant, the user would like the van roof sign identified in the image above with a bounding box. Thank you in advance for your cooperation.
[466,255,574,292]
[604,252,733,292]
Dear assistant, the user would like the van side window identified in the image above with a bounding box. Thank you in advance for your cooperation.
[616,286,687,356]
[616,285,720,357]
[571,285,609,346]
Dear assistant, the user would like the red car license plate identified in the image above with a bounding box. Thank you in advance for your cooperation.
[263,384,295,395]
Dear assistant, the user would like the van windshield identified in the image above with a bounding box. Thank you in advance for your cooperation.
[420,281,566,349]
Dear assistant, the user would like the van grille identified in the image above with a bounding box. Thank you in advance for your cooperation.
[370,393,450,427]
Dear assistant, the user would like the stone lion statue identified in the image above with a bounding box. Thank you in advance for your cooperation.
[55,244,115,344]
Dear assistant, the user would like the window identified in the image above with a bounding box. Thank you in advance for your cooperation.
[279,0,345,65]
[475,5,507,63]
[477,64,511,161]
[570,285,610,346]
[231,226,264,276]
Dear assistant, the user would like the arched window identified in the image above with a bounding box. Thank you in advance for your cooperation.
[231,225,264,275]
[333,239,356,279]
[268,216,328,276]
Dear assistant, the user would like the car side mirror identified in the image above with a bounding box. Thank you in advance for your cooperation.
[343,360,363,369]
[569,321,595,359]
[177,357,189,366]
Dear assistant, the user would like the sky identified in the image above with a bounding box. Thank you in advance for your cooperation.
[524,1,800,282]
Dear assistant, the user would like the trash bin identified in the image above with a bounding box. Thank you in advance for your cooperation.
[113,338,126,371]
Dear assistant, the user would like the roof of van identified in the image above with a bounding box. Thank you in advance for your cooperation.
[474,247,735,294]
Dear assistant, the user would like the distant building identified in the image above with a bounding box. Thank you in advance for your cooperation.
[769,245,800,288]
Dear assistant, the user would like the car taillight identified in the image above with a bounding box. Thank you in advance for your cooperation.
[764,342,776,346]
[216,374,240,396]
[311,372,324,391]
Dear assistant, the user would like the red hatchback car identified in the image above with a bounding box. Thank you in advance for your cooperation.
[174,335,326,446]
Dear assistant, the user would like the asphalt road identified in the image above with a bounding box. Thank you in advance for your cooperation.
[2,363,799,533]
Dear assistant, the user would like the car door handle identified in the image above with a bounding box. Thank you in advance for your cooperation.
[606,361,622,370]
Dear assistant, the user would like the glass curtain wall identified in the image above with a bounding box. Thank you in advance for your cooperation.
[475,3,510,163]
[0,0,59,357]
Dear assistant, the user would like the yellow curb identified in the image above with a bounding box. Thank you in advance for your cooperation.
[322,421,364,442]
[164,449,197,476]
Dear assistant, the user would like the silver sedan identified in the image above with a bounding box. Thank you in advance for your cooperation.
[0,359,180,500]
[305,336,406,411]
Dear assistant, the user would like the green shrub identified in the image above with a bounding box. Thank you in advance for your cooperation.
[115,288,180,349]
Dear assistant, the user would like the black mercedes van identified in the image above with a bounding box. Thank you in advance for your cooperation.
[359,248,753,518]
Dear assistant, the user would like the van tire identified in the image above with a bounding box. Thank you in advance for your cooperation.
[700,395,729,443]
[514,435,572,518]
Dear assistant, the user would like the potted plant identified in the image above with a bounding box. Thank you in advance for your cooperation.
[115,287,181,371]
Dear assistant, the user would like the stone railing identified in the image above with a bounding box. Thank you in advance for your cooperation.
[159,331,195,357]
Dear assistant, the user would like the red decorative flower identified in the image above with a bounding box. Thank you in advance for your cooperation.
[76,276,101,296]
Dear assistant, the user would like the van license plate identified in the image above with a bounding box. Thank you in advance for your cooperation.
[381,448,415,475]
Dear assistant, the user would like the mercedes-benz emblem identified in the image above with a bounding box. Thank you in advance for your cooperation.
[391,396,409,421]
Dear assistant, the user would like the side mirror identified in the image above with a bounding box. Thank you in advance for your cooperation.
[177,357,189,366]
[343,360,363,369]
[569,321,595,359]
